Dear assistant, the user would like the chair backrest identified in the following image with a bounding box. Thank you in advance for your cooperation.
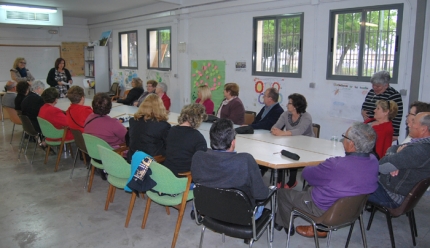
[37,117,64,139]
[390,177,430,217]
[110,82,119,94]
[122,89,131,99]
[244,111,256,125]
[194,184,254,226]
[315,194,368,227]
[19,115,39,136]
[312,123,320,138]
[149,162,189,195]
[70,129,87,154]
[98,145,131,179]
[5,107,21,125]
[82,133,113,160]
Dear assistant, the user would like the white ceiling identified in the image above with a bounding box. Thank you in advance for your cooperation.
[0,0,183,19]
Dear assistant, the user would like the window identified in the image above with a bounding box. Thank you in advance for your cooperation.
[327,4,403,83]
[147,27,171,70]
[252,13,303,77]
[119,30,138,69]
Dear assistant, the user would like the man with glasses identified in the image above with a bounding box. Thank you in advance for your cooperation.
[2,80,18,108]
[249,87,284,130]
[368,112,430,208]
[133,80,158,107]
[275,122,379,237]
[402,101,430,144]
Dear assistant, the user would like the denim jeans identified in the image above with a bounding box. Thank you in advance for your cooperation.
[368,183,401,209]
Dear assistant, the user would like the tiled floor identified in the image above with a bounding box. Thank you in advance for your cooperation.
[1,119,429,248]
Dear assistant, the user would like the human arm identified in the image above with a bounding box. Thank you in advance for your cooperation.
[225,98,245,125]
[203,100,214,114]
[46,68,59,87]
[302,158,335,186]
[162,94,171,111]
[111,118,128,143]
[247,155,269,200]
[379,143,429,174]
[64,69,73,84]
[117,88,142,105]
[10,69,34,83]
[388,92,403,137]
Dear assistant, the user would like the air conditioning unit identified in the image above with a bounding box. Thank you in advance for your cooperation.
[0,4,63,26]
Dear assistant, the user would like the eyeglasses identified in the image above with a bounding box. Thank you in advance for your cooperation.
[406,112,416,118]
[20,62,27,64]
[342,133,353,142]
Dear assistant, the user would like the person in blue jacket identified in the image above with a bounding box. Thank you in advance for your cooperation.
[250,87,284,130]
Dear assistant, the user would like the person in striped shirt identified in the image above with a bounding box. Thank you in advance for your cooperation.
[361,70,403,140]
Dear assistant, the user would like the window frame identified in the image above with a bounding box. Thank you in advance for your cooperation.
[326,4,403,83]
[118,30,138,69]
[252,13,304,78]
[147,26,171,71]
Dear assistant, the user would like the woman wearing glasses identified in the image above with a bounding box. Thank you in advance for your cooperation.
[10,57,35,85]
[364,100,398,159]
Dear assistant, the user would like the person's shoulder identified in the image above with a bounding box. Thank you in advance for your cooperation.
[10,68,17,72]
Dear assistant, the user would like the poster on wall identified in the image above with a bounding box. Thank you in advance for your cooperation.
[235,61,246,72]
[253,77,286,107]
[111,70,139,89]
[329,83,369,120]
[191,60,226,113]
[99,31,112,46]
[146,70,170,86]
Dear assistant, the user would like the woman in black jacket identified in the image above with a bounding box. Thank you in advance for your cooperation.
[116,77,144,105]
[46,58,72,98]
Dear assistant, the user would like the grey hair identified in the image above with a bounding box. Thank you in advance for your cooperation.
[370,70,391,85]
[157,82,167,93]
[5,80,17,90]
[419,113,430,133]
[32,80,45,91]
[348,122,376,153]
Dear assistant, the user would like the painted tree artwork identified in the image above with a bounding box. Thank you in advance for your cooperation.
[191,60,225,113]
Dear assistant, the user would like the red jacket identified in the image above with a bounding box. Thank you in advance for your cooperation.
[38,103,74,141]
[161,93,171,111]
[66,104,93,132]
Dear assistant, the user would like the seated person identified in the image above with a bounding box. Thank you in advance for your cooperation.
[216,82,245,125]
[133,80,157,107]
[116,77,144,105]
[368,112,430,209]
[21,81,45,133]
[250,87,283,130]
[156,82,171,111]
[84,93,127,148]
[2,80,17,108]
[38,87,73,142]
[164,103,208,177]
[275,122,379,237]
[195,85,214,114]
[14,81,30,111]
[191,118,269,219]
[364,100,398,159]
[402,101,430,144]
[271,93,314,189]
[127,94,171,162]
[66,86,93,132]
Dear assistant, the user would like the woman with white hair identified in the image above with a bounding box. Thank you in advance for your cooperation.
[21,80,45,133]
[156,82,171,111]
[361,70,403,139]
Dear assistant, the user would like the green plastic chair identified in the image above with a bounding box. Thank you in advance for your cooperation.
[141,162,193,248]
[37,117,74,172]
[82,133,113,192]
[97,145,131,211]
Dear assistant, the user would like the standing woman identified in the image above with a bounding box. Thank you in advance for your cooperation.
[271,93,314,189]
[127,94,171,162]
[195,85,214,114]
[47,58,73,98]
[10,57,35,85]
[364,100,398,159]
[216,82,245,125]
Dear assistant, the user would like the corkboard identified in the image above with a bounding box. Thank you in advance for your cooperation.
[61,42,87,76]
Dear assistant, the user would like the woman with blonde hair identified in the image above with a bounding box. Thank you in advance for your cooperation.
[364,100,398,159]
[10,57,35,84]
[195,85,214,114]
[127,94,171,162]
[116,77,144,105]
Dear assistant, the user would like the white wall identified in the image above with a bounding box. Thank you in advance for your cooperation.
[88,0,426,140]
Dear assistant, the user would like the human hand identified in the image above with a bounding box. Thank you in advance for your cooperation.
[390,170,399,177]
[397,145,406,153]
[58,81,64,86]
[361,110,369,120]
[133,101,138,106]
[271,127,283,136]
[392,136,398,142]
[68,80,73,85]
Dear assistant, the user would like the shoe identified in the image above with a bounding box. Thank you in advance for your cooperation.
[296,225,327,238]
[98,169,107,181]
[274,223,283,231]
[284,181,298,189]
[190,210,195,220]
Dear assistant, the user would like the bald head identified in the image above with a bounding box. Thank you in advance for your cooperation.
[5,80,17,92]
[409,112,430,139]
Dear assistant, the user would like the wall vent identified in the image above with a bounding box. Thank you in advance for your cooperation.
[0,8,62,26]
[6,11,49,21]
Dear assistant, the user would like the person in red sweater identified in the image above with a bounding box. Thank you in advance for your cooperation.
[364,100,398,159]
[156,82,171,111]
[66,86,93,132]
[38,87,73,142]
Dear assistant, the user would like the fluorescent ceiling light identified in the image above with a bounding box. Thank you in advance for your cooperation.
[0,4,57,13]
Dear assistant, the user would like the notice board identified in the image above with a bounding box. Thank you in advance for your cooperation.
[61,42,87,76]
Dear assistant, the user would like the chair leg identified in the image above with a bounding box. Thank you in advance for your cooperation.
[67,143,73,157]
[18,131,26,158]
[10,123,15,144]
[166,206,170,215]
[84,164,92,189]
[24,136,30,156]
[286,212,295,248]
[366,206,377,230]
[110,187,116,203]
[82,151,87,165]
[44,145,50,164]
[125,191,137,228]
[171,204,187,248]
[385,213,396,248]
[407,211,417,246]
[30,138,38,164]
[54,142,65,172]
[312,224,320,248]
[358,215,368,248]
[199,226,206,248]
[326,230,332,248]
[70,149,79,179]
[141,198,152,229]
[105,184,114,211]
[411,210,418,237]
[87,165,96,192]
[345,221,355,248]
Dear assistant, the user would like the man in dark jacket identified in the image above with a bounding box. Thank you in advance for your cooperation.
[250,87,284,130]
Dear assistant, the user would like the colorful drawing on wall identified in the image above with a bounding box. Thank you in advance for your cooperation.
[329,83,369,121]
[191,60,225,113]
[253,77,286,106]
[111,70,138,88]
[146,70,170,86]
